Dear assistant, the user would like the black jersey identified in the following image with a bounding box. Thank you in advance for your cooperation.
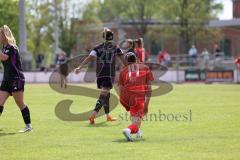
[91,42,123,78]
[1,45,25,80]
[126,48,138,59]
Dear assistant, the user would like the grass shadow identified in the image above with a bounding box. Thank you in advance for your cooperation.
[112,138,146,143]
[85,121,122,128]
[0,132,17,137]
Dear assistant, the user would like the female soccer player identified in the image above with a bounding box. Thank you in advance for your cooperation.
[119,52,154,141]
[74,28,127,124]
[135,38,148,62]
[0,25,32,132]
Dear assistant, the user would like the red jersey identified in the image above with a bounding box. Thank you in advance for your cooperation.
[135,47,147,62]
[119,63,154,112]
[158,51,167,63]
[235,57,240,64]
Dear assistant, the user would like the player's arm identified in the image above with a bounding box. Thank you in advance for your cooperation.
[116,47,127,66]
[74,51,96,74]
[143,81,152,115]
[143,68,154,115]
[0,51,9,61]
[118,54,127,66]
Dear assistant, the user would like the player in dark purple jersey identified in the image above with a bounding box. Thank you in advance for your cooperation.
[0,25,32,132]
[74,28,127,124]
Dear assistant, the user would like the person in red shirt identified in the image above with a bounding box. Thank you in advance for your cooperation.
[236,57,240,82]
[118,52,154,141]
[158,50,171,66]
[135,38,148,62]
[235,57,240,65]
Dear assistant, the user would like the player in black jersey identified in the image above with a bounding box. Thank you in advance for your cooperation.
[0,25,32,132]
[75,28,127,124]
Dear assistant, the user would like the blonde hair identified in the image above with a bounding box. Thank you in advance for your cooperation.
[0,25,17,48]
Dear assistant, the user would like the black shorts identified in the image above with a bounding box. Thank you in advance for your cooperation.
[0,80,25,95]
[97,77,114,89]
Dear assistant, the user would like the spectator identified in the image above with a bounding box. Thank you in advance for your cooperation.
[35,54,44,69]
[56,52,67,66]
[235,57,240,65]
[188,45,198,66]
[235,57,240,83]
[201,48,210,69]
[213,43,222,58]
[56,52,68,88]
[158,50,171,66]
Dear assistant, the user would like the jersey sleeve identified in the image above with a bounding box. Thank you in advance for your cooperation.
[89,50,97,57]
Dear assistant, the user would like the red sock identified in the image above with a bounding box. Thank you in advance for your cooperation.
[128,124,139,134]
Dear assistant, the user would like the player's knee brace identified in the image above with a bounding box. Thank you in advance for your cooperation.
[94,94,108,113]
[103,93,110,114]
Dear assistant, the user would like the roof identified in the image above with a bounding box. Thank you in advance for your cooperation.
[208,18,240,28]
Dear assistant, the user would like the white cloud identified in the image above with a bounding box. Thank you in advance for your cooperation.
[217,0,233,20]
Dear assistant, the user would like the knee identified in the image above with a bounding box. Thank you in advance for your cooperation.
[15,99,25,108]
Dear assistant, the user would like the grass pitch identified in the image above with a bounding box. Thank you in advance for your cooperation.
[0,84,240,160]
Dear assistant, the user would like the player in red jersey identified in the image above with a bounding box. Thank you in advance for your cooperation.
[118,52,154,141]
[135,38,148,63]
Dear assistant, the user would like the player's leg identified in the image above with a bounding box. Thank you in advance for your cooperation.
[0,91,10,116]
[0,81,11,116]
[60,76,63,88]
[136,120,142,139]
[104,91,117,121]
[60,74,64,88]
[60,74,67,88]
[64,76,67,88]
[123,116,141,142]
[101,77,117,121]
[123,98,145,141]
[12,91,32,132]
[89,87,110,124]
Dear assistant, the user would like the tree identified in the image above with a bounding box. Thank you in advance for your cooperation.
[98,0,163,37]
[156,0,223,53]
[26,0,54,67]
[0,0,19,43]
[83,0,223,53]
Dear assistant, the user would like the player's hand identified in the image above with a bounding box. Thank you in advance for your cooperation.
[74,67,81,74]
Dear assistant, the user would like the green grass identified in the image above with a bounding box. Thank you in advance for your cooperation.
[0,84,240,160]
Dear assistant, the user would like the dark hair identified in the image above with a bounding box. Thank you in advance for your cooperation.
[125,52,137,63]
[128,39,135,50]
[102,28,114,41]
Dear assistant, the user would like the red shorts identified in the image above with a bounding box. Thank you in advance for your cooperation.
[120,91,146,118]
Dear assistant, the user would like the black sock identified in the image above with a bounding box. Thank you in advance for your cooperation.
[103,93,110,114]
[21,106,31,125]
[0,106,3,116]
[94,94,107,113]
